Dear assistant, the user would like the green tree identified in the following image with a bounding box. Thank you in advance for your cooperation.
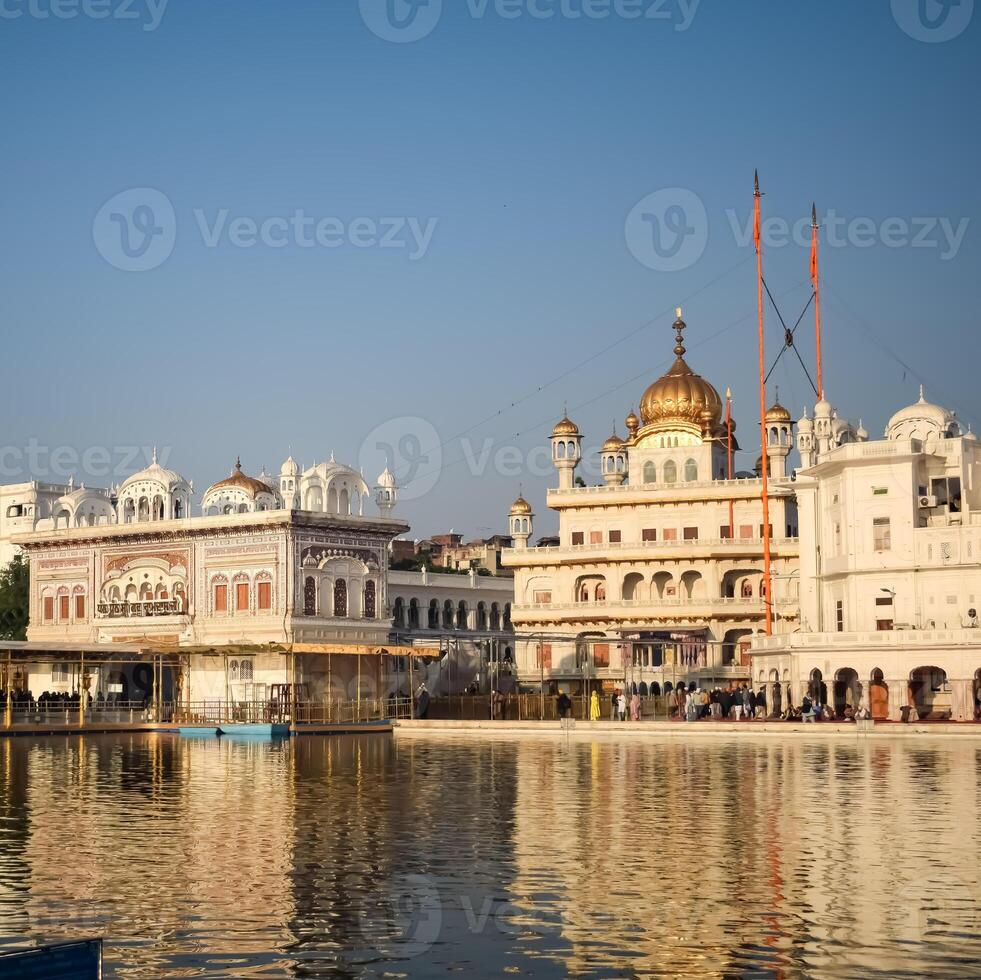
[0,555,30,641]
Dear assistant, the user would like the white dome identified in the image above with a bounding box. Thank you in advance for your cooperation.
[120,449,190,492]
[797,413,813,433]
[885,386,959,441]
[814,398,832,418]
[376,466,397,489]
[280,455,299,477]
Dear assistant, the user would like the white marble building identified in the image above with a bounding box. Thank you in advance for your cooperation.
[752,388,981,720]
[502,312,801,695]
[13,453,409,706]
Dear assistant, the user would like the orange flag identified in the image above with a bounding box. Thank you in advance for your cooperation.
[810,204,819,286]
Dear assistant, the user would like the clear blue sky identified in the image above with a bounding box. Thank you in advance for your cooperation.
[1,0,978,538]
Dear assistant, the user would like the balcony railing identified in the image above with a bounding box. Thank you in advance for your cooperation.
[752,628,981,652]
[513,597,797,614]
[505,536,799,559]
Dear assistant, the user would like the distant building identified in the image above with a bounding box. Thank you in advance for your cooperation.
[385,567,515,694]
[0,479,113,567]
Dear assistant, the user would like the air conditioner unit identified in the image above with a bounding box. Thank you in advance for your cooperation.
[918,495,937,508]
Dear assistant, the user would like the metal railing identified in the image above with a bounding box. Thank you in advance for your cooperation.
[417,694,686,722]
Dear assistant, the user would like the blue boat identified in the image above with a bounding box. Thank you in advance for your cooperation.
[216,723,291,738]
[0,939,102,978]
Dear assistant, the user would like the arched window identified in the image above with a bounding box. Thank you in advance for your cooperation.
[556,441,567,460]
[240,660,254,682]
[457,601,468,629]
[443,600,454,628]
[427,599,439,629]
[490,603,501,631]
[364,580,376,619]
[393,597,405,627]
[304,577,317,616]
[409,598,421,629]
[476,602,487,630]
[334,579,348,618]
[663,460,678,484]
[595,584,607,602]
[643,461,656,484]
[741,580,754,598]
[684,458,698,482]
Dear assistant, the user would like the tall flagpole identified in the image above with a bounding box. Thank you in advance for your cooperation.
[754,171,774,635]
[725,387,734,536]
[811,203,824,399]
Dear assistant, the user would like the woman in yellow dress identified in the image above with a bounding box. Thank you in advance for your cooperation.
[589,689,601,721]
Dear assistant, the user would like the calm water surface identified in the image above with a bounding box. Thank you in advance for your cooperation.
[0,732,979,978]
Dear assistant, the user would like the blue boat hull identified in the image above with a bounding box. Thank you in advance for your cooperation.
[217,723,291,738]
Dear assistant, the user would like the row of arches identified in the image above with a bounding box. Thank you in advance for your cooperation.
[303,486,363,516]
[392,597,512,632]
[559,568,769,604]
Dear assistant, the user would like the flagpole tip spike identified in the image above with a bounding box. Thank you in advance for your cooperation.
[812,202,818,224]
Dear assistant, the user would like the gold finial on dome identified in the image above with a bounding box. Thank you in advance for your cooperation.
[637,312,723,436]
[625,409,640,436]
[672,308,687,357]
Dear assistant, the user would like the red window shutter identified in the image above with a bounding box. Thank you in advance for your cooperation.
[593,643,610,667]
[214,585,227,612]
[257,582,271,611]
[538,643,552,669]
[43,597,54,621]
[236,583,250,611]
[59,596,70,620]
[74,595,86,620]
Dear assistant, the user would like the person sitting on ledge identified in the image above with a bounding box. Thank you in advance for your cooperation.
[842,704,856,722]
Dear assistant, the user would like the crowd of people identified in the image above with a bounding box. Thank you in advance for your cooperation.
[579,684,872,723]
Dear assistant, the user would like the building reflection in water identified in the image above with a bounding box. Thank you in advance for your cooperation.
[0,734,978,978]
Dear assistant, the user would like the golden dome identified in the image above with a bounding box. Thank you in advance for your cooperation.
[625,410,640,434]
[551,415,580,438]
[509,495,532,516]
[765,397,792,423]
[207,459,276,499]
[602,432,625,452]
[639,313,722,434]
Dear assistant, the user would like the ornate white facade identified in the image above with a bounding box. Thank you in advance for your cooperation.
[503,313,801,694]
[12,453,406,704]
[753,388,981,720]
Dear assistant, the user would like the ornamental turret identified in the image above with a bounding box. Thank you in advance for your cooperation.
[600,428,628,486]
[550,412,582,490]
[509,494,533,549]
